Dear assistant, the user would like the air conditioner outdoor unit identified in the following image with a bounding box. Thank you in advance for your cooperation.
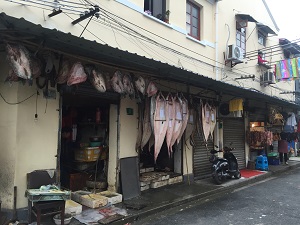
[261,71,275,85]
[227,44,243,61]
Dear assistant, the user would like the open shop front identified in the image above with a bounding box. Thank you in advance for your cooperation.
[59,84,119,193]
[247,105,299,170]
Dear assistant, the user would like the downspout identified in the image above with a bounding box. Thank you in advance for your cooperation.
[215,1,220,149]
[115,103,121,192]
[215,0,219,81]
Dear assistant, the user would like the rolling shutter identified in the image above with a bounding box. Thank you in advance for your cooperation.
[193,134,214,180]
[223,119,246,169]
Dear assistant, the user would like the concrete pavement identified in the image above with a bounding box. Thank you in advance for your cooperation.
[110,158,300,225]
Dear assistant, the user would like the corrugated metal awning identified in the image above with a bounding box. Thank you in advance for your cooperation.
[235,14,257,23]
[0,13,297,109]
[257,22,277,35]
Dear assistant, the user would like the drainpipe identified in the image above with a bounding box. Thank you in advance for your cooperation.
[115,104,121,192]
[215,1,220,149]
[215,1,219,81]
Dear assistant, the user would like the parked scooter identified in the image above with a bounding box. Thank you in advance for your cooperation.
[209,145,241,184]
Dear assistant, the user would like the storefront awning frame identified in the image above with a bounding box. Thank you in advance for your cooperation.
[0,13,298,110]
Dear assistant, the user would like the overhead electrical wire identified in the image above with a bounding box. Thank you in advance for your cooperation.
[4,0,298,99]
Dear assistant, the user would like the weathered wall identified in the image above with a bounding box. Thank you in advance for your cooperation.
[0,52,17,210]
[0,53,59,209]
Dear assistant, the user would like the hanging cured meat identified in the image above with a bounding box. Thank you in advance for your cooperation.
[153,93,169,162]
[123,73,135,97]
[147,81,158,97]
[177,96,189,144]
[140,97,152,150]
[170,95,183,150]
[185,107,195,145]
[135,102,144,152]
[90,68,106,92]
[6,44,32,80]
[30,56,42,79]
[57,59,71,84]
[150,95,156,132]
[111,70,125,94]
[5,69,19,82]
[210,105,216,139]
[202,102,211,143]
[135,76,146,95]
[67,62,87,86]
[166,94,175,156]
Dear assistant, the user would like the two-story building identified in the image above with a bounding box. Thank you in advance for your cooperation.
[0,0,298,219]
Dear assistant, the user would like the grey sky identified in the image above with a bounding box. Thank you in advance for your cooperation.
[266,0,299,41]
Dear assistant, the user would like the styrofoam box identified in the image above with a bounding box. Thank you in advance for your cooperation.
[71,190,91,203]
[65,200,82,215]
[80,193,108,208]
[99,191,122,205]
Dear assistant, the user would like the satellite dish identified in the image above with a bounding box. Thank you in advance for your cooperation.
[219,103,230,116]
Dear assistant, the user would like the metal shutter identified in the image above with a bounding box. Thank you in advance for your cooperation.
[223,119,246,169]
[193,134,214,180]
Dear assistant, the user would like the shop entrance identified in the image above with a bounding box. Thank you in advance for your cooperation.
[59,84,119,192]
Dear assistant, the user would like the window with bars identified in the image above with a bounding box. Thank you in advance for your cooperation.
[186,1,200,40]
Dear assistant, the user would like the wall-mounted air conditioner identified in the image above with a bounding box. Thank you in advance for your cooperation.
[227,44,243,61]
[261,71,275,85]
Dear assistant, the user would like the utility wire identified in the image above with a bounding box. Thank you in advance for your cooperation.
[5,0,298,96]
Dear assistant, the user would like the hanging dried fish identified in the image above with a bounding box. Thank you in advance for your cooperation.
[57,59,71,84]
[67,62,87,86]
[135,76,146,95]
[123,73,135,98]
[147,81,158,97]
[111,70,125,94]
[6,44,32,80]
[90,68,106,93]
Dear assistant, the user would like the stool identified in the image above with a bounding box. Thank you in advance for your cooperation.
[255,155,269,171]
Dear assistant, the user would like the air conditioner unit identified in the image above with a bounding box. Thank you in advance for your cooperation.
[227,44,243,61]
[261,71,275,85]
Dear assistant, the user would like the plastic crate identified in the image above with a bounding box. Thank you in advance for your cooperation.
[268,157,280,165]
[255,155,269,171]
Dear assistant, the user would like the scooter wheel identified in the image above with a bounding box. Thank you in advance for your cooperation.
[234,171,241,179]
[213,173,223,185]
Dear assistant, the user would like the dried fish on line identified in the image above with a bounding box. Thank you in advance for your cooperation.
[170,95,183,151]
[6,44,32,80]
[111,70,125,94]
[140,97,152,150]
[147,81,158,97]
[177,96,189,144]
[166,94,176,156]
[135,76,146,95]
[154,93,169,162]
[90,68,106,93]
[67,62,87,86]
[123,73,135,97]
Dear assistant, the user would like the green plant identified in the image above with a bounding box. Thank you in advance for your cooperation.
[164,10,170,19]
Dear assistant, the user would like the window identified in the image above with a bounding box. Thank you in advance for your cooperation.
[186,1,200,40]
[258,31,266,46]
[144,0,166,21]
[236,25,246,55]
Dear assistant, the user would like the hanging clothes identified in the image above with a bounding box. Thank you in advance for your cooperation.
[229,98,243,117]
